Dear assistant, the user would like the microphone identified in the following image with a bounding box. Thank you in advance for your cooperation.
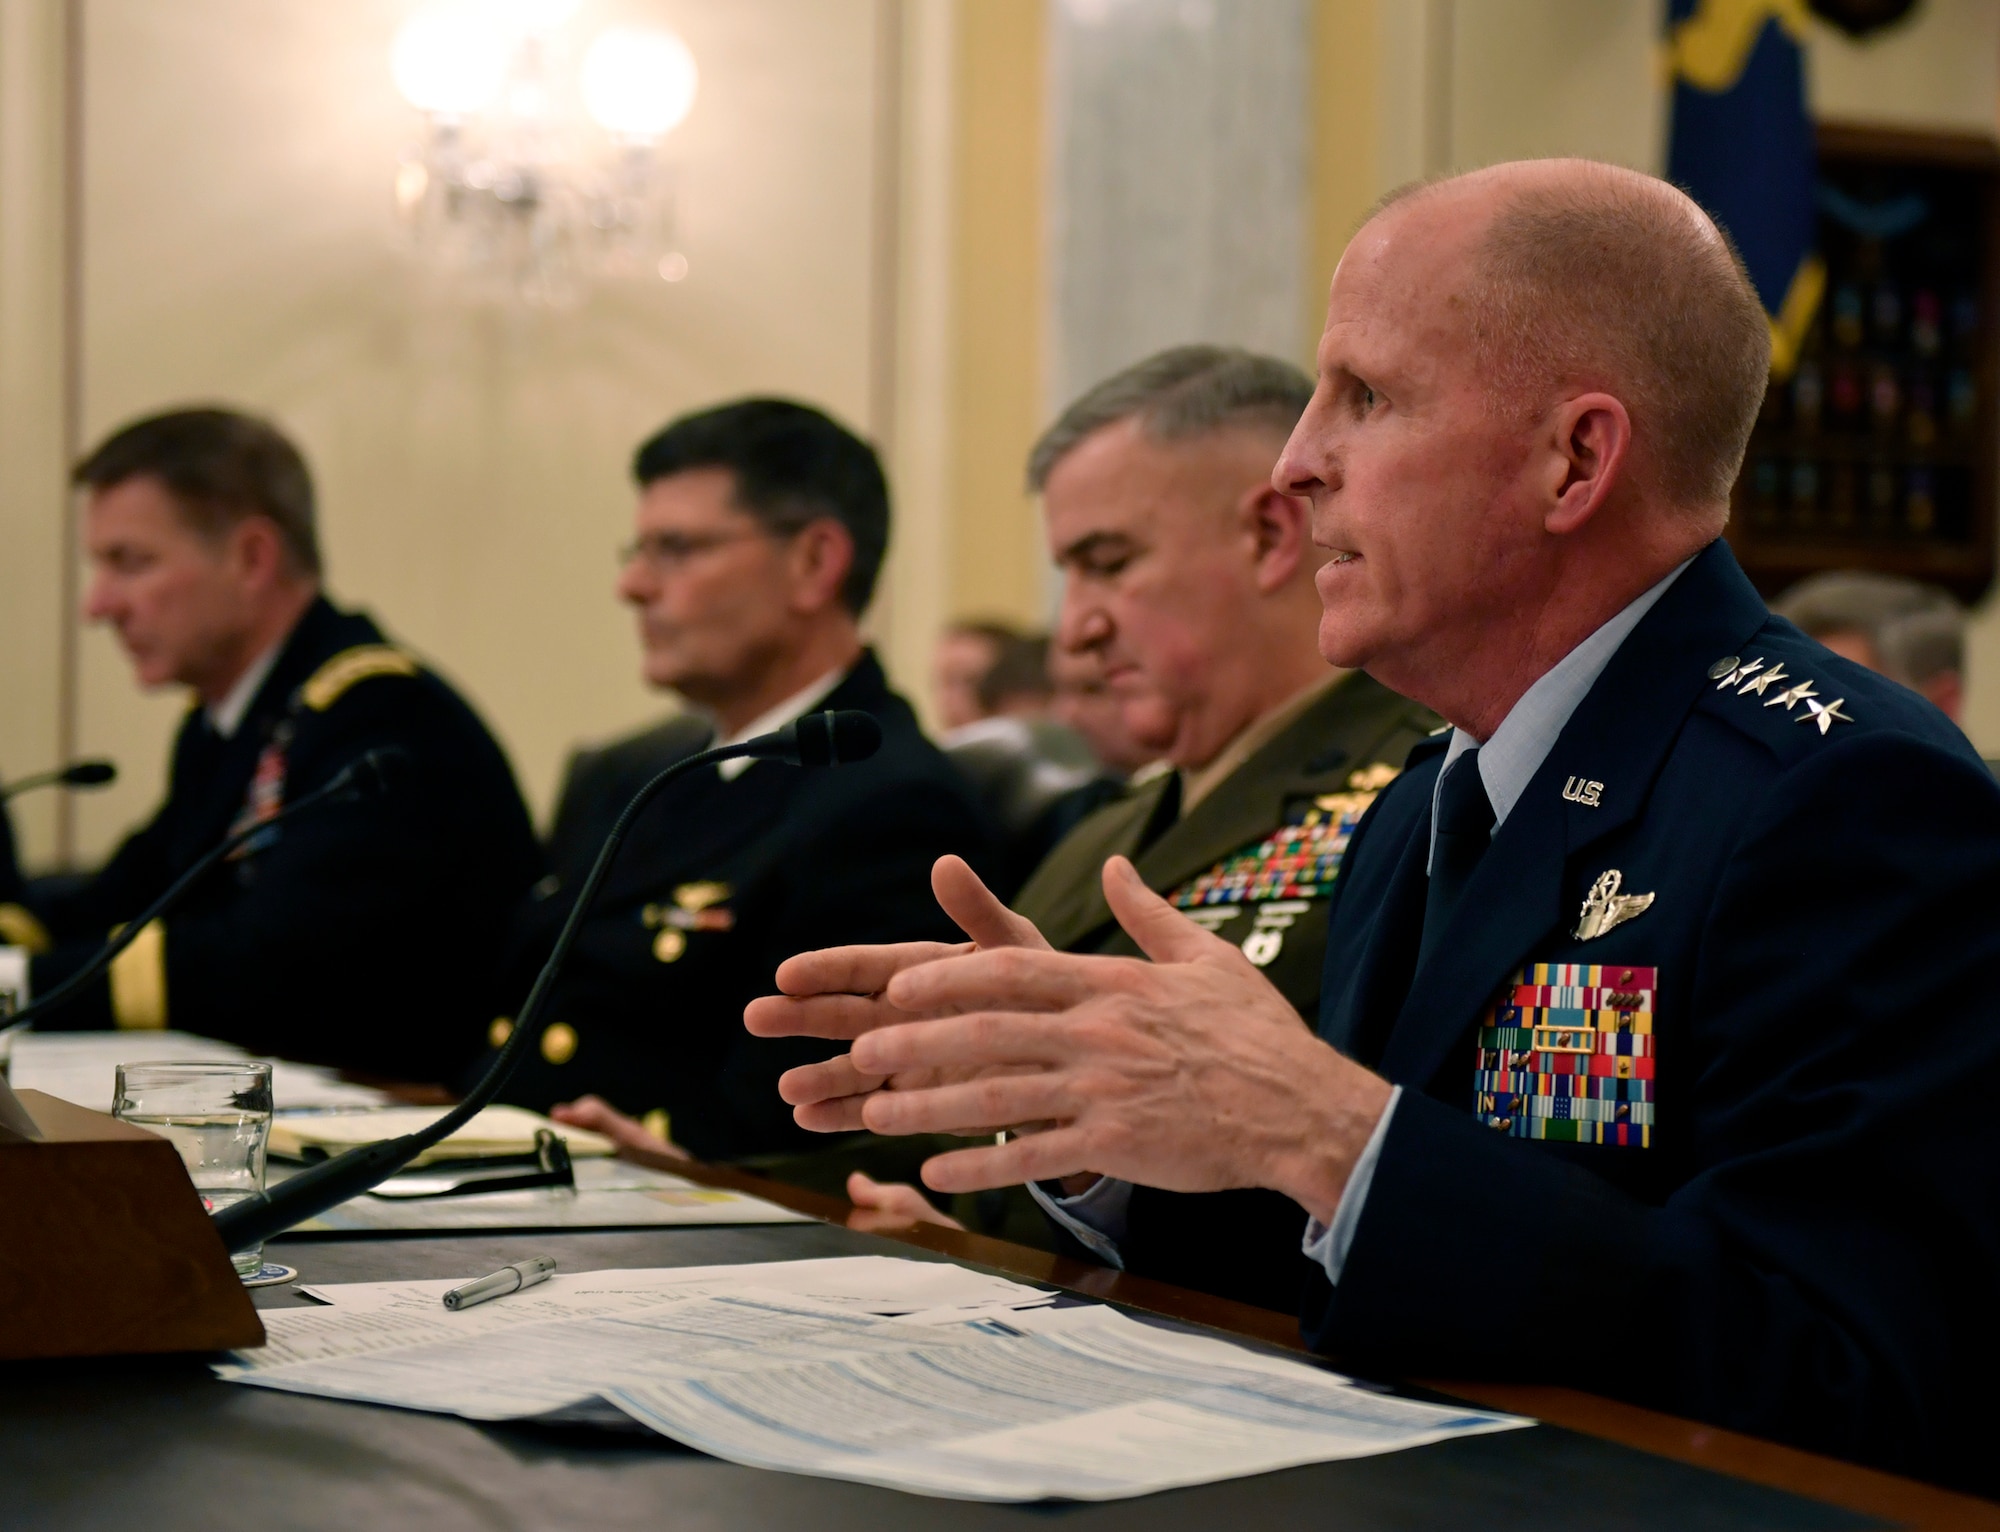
[6,747,410,1030]
[212,709,883,1253]
[0,760,118,801]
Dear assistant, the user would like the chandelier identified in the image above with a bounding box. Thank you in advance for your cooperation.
[389,0,697,306]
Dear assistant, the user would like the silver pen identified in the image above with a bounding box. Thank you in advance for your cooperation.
[442,1255,558,1311]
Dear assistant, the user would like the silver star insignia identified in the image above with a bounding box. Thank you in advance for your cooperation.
[1766,679,1819,711]
[1738,663,1789,697]
[1716,658,1764,689]
[1796,697,1854,735]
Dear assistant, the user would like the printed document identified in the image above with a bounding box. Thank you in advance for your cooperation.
[217,1256,1527,1501]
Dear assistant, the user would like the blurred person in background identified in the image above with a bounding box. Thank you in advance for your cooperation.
[1771,570,1965,724]
[930,619,1019,732]
[494,398,997,1175]
[0,407,541,1083]
[940,627,1108,896]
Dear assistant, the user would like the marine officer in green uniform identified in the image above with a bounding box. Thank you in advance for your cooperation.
[836,348,1436,1291]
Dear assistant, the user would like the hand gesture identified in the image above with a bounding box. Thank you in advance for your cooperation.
[743,855,1050,1131]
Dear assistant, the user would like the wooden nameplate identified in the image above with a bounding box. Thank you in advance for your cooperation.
[0,1090,265,1360]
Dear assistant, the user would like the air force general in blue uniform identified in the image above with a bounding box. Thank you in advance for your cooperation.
[1275,537,2000,1490]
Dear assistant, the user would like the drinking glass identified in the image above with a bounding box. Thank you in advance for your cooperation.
[113,1061,273,1279]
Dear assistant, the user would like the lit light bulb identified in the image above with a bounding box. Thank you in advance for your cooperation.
[581,27,698,141]
[391,0,514,117]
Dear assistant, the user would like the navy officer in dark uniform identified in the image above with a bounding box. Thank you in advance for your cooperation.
[492,399,996,1167]
[0,408,541,1083]
[752,161,2000,1492]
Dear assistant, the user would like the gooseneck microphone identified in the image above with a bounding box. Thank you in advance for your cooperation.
[0,760,118,801]
[212,708,883,1253]
[6,748,410,1031]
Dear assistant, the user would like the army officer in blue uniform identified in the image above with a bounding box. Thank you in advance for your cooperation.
[752,162,2000,1493]
[0,408,542,1083]
[490,399,996,1166]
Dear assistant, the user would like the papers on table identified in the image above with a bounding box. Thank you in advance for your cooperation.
[6,1030,388,1114]
[287,1155,814,1233]
[268,1104,614,1164]
[218,1256,1528,1502]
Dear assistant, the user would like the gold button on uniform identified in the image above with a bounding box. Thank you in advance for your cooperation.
[653,928,687,963]
[489,1017,513,1048]
[540,1021,579,1065]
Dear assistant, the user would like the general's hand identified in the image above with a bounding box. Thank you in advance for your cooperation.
[743,855,1050,1131]
[551,1095,691,1168]
[842,1170,966,1234]
[851,856,1393,1224]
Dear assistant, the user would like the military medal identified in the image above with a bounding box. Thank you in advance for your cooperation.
[1473,963,1655,1147]
[643,881,735,962]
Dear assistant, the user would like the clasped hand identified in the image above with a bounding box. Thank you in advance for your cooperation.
[743,854,1392,1224]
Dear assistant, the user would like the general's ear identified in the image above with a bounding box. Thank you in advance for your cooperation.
[787,517,857,614]
[226,515,290,589]
[1542,392,1632,537]
[1239,482,1311,593]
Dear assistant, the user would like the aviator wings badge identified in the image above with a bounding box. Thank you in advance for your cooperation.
[1573,869,1656,941]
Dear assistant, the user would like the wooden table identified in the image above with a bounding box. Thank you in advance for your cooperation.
[3,1156,1993,1532]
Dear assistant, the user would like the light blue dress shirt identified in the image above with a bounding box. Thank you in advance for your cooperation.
[1037,558,1695,1281]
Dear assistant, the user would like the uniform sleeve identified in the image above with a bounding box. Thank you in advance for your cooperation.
[1307,734,2000,1487]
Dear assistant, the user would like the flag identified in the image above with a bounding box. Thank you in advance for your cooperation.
[1666,0,1825,378]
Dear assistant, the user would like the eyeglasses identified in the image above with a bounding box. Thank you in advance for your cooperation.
[617,528,770,573]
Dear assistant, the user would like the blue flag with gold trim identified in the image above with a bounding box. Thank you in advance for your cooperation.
[1666,0,1824,377]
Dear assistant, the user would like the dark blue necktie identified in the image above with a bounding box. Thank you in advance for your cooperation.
[1416,748,1494,974]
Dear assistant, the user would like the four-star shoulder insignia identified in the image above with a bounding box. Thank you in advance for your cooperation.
[1704,656,1855,736]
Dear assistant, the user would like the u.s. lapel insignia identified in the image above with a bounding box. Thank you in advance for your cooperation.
[1573,869,1655,941]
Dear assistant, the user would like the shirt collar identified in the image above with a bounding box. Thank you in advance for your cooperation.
[1177,671,1347,818]
[713,663,850,780]
[205,638,286,739]
[1430,556,1695,866]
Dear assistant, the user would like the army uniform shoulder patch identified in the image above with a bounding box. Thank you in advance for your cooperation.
[1474,962,1656,1147]
[300,645,421,712]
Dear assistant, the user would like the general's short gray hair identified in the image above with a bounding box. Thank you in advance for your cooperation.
[1026,346,1312,492]
[1772,570,1965,685]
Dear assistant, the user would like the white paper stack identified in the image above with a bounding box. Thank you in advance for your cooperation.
[218,1256,1529,1502]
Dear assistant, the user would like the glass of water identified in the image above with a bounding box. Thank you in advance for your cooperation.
[113,1061,273,1280]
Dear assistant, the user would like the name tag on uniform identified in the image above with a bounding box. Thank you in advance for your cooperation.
[1473,963,1656,1147]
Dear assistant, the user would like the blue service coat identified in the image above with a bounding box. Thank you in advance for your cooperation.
[1298,540,2000,1490]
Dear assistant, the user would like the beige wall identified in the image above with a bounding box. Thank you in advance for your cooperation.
[5,0,897,864]
[0,0,72,871]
